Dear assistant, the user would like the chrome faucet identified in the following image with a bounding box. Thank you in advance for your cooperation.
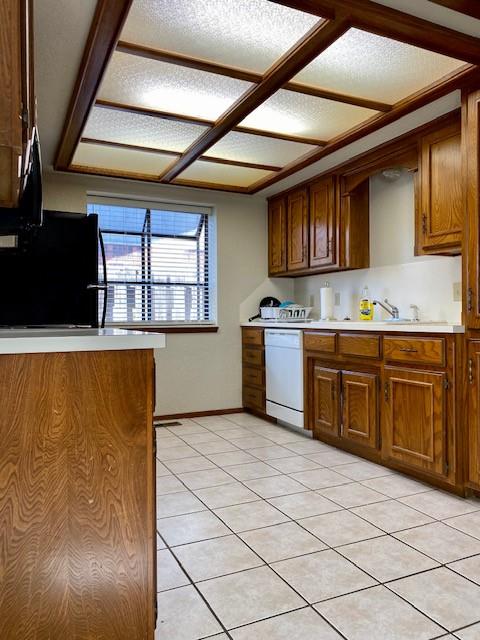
[373,298,400,319]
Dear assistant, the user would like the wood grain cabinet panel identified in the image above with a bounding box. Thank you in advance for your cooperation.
[383,336,445,366]
[243,365,264,388]
[312,365,341,438]
[309,176,336,269]
[465,90,480,329]
[342,371,378,450]
[268,196,287,275]
[304,331,336,354]
[418,120,462,254]
[242,329,266,415]
[468,341,480,488]
[0,0,34,208]
[338,333,381,359]
[0,349,156,639]
[242,327,264,346]
[287,187,309,271]
[383,366,446,476]
[242,347,264,367]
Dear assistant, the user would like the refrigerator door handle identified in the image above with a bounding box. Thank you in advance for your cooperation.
[98,229,108,328]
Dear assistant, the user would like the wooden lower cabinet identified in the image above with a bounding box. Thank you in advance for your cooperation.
[383,366,446,476]
[242,327,266,414]
[342,371,378,450]
[312,365,340,437]
[0,349,156,639]
[468,341,480,487]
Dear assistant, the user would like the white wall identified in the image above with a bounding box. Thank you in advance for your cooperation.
[294,172,462,323]
[42,172,293,415]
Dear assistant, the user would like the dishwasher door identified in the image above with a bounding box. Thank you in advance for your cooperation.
[265,330,303,414]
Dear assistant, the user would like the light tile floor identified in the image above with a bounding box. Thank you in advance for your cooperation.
[155,413,480,640]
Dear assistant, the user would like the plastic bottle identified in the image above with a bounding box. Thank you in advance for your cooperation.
[359,285,374,321]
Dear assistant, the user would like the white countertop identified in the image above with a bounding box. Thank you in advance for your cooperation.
[0,328,166,354]
[242,320,465,334]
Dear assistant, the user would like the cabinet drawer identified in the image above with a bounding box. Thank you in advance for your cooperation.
[243,366,264,388]
[242,347,264,367]
[304,331,336,353]
[338,333,381,359]
[242,327,264,346]
[243,386,265,411]
[384,336,445,366]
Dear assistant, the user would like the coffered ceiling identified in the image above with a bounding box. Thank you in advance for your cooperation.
[54,0,480,194]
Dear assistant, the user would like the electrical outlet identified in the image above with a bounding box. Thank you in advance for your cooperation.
[453,282,461,302]
[334,292,341,306]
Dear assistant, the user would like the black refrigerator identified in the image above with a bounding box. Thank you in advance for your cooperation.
[0,210,107,328]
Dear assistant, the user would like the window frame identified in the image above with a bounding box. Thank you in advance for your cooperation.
[87,195,217,328]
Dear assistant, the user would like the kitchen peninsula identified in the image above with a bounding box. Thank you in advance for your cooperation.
[0,329,165,639]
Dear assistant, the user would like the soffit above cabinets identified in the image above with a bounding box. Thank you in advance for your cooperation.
[57,0,478,194]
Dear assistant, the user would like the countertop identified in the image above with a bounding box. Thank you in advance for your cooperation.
[242,320,465,334]
[0,328,166,354]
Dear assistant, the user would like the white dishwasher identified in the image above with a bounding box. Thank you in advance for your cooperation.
[265,329,304,428]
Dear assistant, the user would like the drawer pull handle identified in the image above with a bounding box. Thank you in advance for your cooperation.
[399,347,418,353]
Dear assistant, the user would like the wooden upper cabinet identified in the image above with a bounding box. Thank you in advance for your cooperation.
[342,371,378,450]
[287,187,309,271]
[465,90,480,329]
[268,196,287,275]
[468,341,480,488]
[383,366,446,476]
[311,365,340,438]
[309,176,337,269]
[0,0,34,208]
[418,120,462,254]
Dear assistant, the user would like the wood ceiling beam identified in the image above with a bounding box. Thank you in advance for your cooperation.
[270,0,480,64]
[159,18,350,183]
[66,164,250,193]
[428,1,480,20]
[80,137,282,171]
[95,99,327,146]
[248,62,480,193]
[54,0,133,170]
[117,40,392,112]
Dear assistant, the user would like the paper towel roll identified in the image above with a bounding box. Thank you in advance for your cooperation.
[320,286,334,320]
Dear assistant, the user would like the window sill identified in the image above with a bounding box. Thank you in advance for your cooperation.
[118,325,219,334]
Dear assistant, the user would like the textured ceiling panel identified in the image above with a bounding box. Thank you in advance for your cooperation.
[176,159,272,187]
[121,0,319,73]
[241,89,377,140]
[83,106,208,153]
[72,142,174,176]
[294,28,464,103]
[204,130,316,166]
[98,52,252,120]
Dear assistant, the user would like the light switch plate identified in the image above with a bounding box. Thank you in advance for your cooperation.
[453,282,461,302]
[335,292,341,306]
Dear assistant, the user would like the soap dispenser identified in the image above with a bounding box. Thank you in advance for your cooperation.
[359,285,374,321]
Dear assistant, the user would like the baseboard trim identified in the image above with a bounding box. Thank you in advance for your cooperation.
[154,407,244,421]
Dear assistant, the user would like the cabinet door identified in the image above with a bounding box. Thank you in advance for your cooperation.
[312,365,340,438]
[268,196,287,275]
[419,121,462,253]
[287,187,308,271]
[309,176,336,269]
[465,90,480,328]
[468,341,480,487]
[383,367,446,475]
[342,371,378,450]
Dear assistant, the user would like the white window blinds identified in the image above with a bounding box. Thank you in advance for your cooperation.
[87,199,214,325]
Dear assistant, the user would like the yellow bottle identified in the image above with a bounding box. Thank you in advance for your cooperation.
[359,285,374,321]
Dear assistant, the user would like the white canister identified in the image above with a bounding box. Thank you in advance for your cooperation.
[320,282,334,320]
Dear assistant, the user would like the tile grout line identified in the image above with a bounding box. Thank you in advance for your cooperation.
[158,453,352,639]
[157,416,480,637]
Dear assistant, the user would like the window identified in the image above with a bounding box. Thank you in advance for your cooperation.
[87,198,215,325]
